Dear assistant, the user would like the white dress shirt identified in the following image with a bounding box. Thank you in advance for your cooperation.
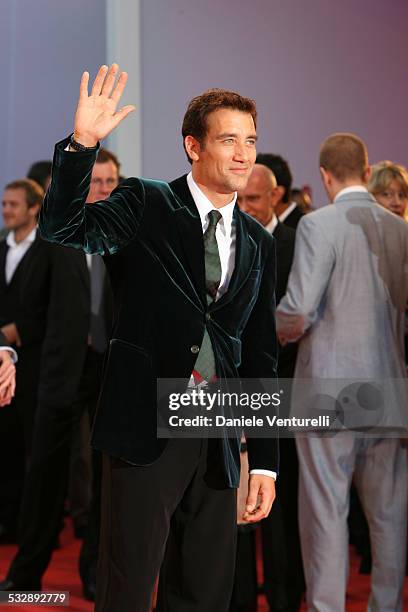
[264,214,278,235]
[1,228,36,362]
[188,173,276,480]
[278,201,298,223]
[187,173,236,300]
[334,185,368,201]
[6,228,36,284]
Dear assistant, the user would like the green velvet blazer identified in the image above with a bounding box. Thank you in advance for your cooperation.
[39,136,279,488]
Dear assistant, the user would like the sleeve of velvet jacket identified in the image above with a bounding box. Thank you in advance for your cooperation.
[39,136,145,255]
[239,237,279,474]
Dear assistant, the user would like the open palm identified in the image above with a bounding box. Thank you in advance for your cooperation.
[74,64,135,147]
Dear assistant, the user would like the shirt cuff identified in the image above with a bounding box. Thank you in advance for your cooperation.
[0,346,18,363]
[249,469,277,480]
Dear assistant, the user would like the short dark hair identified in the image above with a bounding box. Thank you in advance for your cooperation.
[96,148,121,173]
[182,88,257,164]
[27,160,52,190]
[256,153,292,203]
[5,179,44,208]
[319,133,368,182]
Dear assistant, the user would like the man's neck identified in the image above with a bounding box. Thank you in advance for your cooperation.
[13,224,36,244]
[275,201,289,217]
[191,174,235,208]
[331,179,366,202]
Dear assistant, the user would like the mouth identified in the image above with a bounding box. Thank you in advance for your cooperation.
[230,168,249,175]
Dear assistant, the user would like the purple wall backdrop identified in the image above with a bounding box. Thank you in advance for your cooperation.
[140,0,408,205]
[1,1,407,210]
[0,0,106,222]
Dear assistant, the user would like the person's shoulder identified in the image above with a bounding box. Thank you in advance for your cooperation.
[239,210,275,249]
[296,204,336,231]
[275,221,296,242]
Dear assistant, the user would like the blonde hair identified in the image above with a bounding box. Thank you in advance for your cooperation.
[368,161,408,198]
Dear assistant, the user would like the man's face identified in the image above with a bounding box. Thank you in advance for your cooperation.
[2,188,38,231]
[190,109,257,195]
[87,161,119,203]
[237,170,277,226]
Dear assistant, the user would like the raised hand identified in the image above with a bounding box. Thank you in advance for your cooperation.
[73,64,135,147]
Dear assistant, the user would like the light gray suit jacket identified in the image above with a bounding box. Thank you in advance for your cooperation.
[277,190,408,429]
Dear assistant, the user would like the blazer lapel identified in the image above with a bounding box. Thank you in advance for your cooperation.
[212,208,257,311]
[169,176,206,306]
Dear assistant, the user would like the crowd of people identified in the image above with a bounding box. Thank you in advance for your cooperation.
[0,68,407,612]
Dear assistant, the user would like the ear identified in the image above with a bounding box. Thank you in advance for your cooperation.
[319,166,330,187]
[184,135,201,163]
[275,185,285,203]
[363,165,371,184]
[270,186,280,208]
[29,203,41,219]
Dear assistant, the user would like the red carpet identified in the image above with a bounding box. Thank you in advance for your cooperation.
[0,521,407,610]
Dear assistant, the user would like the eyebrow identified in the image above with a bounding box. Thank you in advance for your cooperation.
[216,133,258,141]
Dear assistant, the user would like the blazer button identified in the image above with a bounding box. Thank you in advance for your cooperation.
[206,313,212,321]
[191,345,200,354]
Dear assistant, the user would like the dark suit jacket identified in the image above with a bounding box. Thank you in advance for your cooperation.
[273,221,297,379]
[39,137,279,488]
[281,204,303,230]
[0,234,89,410]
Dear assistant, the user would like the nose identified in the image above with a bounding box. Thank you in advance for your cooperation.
[233,142,248,163]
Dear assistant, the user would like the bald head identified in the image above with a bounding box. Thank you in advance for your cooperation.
[237,164,279,226]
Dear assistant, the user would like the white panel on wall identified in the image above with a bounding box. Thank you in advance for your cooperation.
[105,0,141,178]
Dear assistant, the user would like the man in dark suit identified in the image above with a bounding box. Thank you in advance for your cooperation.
[0,179,89,579]
[235,164,304,611]
[256,153,304,229]
[37,64,278,611]
[0,158,114,595]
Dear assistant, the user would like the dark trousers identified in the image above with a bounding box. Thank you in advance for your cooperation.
[262,438,304,611]
[96,439,237,612]
[7,348,103,586]
[0,350,40,534]
[232,439,304,612]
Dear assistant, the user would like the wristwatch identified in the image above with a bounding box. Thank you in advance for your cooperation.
[69,134,98,152]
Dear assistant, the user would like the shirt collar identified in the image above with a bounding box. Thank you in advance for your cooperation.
[264,214,278,234]
[187,172,236,236]
[6,227,37,248]
[278,201,297,222]
[334,185,368,202]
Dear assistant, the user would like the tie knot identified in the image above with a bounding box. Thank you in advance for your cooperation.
[207,210,222,227]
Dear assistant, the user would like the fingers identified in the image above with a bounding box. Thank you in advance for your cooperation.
[91,65,109,96]
[0,362,15,387]
[111,105,136,129]
[101,63,119,97]
[110,71,128,105]
[79,71,90,99]
[242,477,275,523]
[0,356,15,378]
[0,383,14,408]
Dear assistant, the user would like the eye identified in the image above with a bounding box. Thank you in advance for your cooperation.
[246,139,256,146]
[223,139,234,144]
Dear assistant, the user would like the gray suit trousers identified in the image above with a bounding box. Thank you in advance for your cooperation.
[296,434,408,612]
